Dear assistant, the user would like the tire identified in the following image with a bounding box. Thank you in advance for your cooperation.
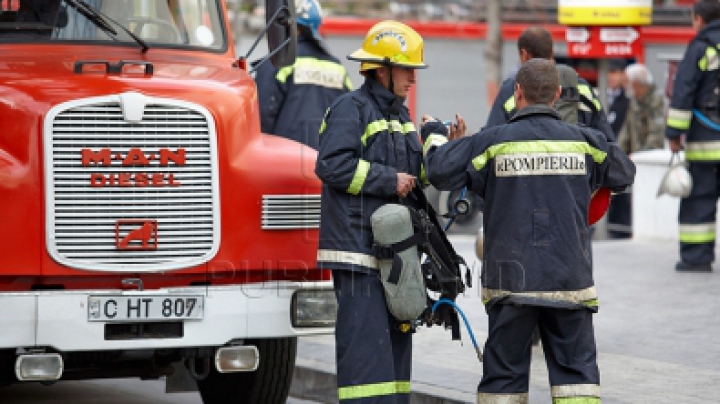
[197,338,298,404]
[437,190,483,234]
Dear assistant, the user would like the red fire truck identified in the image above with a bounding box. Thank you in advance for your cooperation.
[0,1,334,403]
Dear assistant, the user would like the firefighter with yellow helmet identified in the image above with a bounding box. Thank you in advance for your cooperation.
[315,20,462,403]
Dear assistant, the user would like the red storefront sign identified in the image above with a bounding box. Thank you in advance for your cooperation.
[566,26,643,58]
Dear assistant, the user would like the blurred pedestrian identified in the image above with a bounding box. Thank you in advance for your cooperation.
[665,0,720,272]
[608,63,667,239]
[255,0,352,149]
[606,58,630,135]
[423,58,635,404]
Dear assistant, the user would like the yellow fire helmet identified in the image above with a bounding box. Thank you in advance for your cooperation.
[348,20,428,71]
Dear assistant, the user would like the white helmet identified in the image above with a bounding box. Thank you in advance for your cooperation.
[657,157,693,198]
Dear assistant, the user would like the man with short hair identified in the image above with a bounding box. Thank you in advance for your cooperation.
[619,63,666,153]
[423,58,635,404]
[665,0,720,272]
[485,27,615,142]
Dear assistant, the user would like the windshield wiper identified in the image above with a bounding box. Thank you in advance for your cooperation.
[64,0,150,53]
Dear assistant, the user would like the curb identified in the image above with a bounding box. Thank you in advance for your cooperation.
[290,357,473,404]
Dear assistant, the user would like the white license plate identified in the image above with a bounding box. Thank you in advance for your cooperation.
[88,295,204,322]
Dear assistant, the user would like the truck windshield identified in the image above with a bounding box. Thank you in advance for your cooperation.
[0,0,226,51]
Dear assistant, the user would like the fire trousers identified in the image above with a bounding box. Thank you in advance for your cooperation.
[332,270,412,404]
[477,303,600,404]
[678,162,720,264]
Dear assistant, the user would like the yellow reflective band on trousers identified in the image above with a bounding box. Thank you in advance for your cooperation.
[275,57,351,90]
[471,141,606,172]
[361,120,417,146]
[553,398,601,404]
[347,159,370,195]
[477,392,529,403]
[698,45,719,71]
[552,384,600,400]
[667,108,692,131]
[684,141,720,161]
[338,381,411,400]
[577,84,602,111]
[679,223,716,243]
[482,286,598,308]
[503,96,516,113]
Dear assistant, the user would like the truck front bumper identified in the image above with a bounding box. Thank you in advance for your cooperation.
[0,281,335,351]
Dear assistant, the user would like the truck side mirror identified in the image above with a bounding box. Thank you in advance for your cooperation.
[265,0,297,69]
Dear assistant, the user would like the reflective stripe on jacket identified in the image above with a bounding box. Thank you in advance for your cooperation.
[666,19,720,161]
[316,79,424,273]
[255,34,352,149]
[425,105,636,309]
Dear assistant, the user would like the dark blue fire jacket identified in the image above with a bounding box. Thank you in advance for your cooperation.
[666,19,720,162]
[315,79,425,273]
[424,105,635,310]
[255,34,352,149]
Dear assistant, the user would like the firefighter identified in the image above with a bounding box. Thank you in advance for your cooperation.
[665,0,720,272]
[315,20,463,403]
[484,26,615,141]
[255,0,352,149]
[423,59,636,403]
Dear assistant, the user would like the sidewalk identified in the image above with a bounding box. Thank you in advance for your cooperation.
[290,238,720,403]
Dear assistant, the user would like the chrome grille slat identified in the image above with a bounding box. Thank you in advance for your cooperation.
[55,211,214,218]
[45,95,220,272]
[262,195,321,230]
[56,237,213,245]
[54,199,213,205]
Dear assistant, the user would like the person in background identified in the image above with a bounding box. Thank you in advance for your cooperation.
[609,63,666,239]
[255,0,352,149]
[484,26,615,142]
[665,0,720,272]
[606,59,630,135]
[423,58,635,404]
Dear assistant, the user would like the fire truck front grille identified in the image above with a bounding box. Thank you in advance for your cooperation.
[262,195,320,230]
[45,95,220,272]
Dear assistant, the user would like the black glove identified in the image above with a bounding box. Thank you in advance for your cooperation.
[420,120,448,140]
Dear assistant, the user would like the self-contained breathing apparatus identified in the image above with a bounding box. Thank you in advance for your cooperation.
[371,188,472,337]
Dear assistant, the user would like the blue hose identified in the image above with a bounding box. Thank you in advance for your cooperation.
[693,109,720,131]
[431,297,483,362]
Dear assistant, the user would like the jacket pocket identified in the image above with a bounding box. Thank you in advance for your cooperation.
[533,209,550,247]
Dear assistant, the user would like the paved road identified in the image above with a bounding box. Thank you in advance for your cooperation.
[292,237,720,403]
[2,378,318,403]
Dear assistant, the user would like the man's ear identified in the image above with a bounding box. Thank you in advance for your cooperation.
[519,49,530,63]
[514,82,523,103]
[552,85,561,104]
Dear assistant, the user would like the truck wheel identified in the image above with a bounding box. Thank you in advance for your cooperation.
[198,338,297,404]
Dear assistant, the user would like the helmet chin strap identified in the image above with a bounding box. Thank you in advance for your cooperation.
[388,65,395,95]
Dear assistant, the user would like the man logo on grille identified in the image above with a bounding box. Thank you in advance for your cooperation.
[116,220,158,251]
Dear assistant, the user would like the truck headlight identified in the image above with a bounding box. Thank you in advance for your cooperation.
[291,290,337,327]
